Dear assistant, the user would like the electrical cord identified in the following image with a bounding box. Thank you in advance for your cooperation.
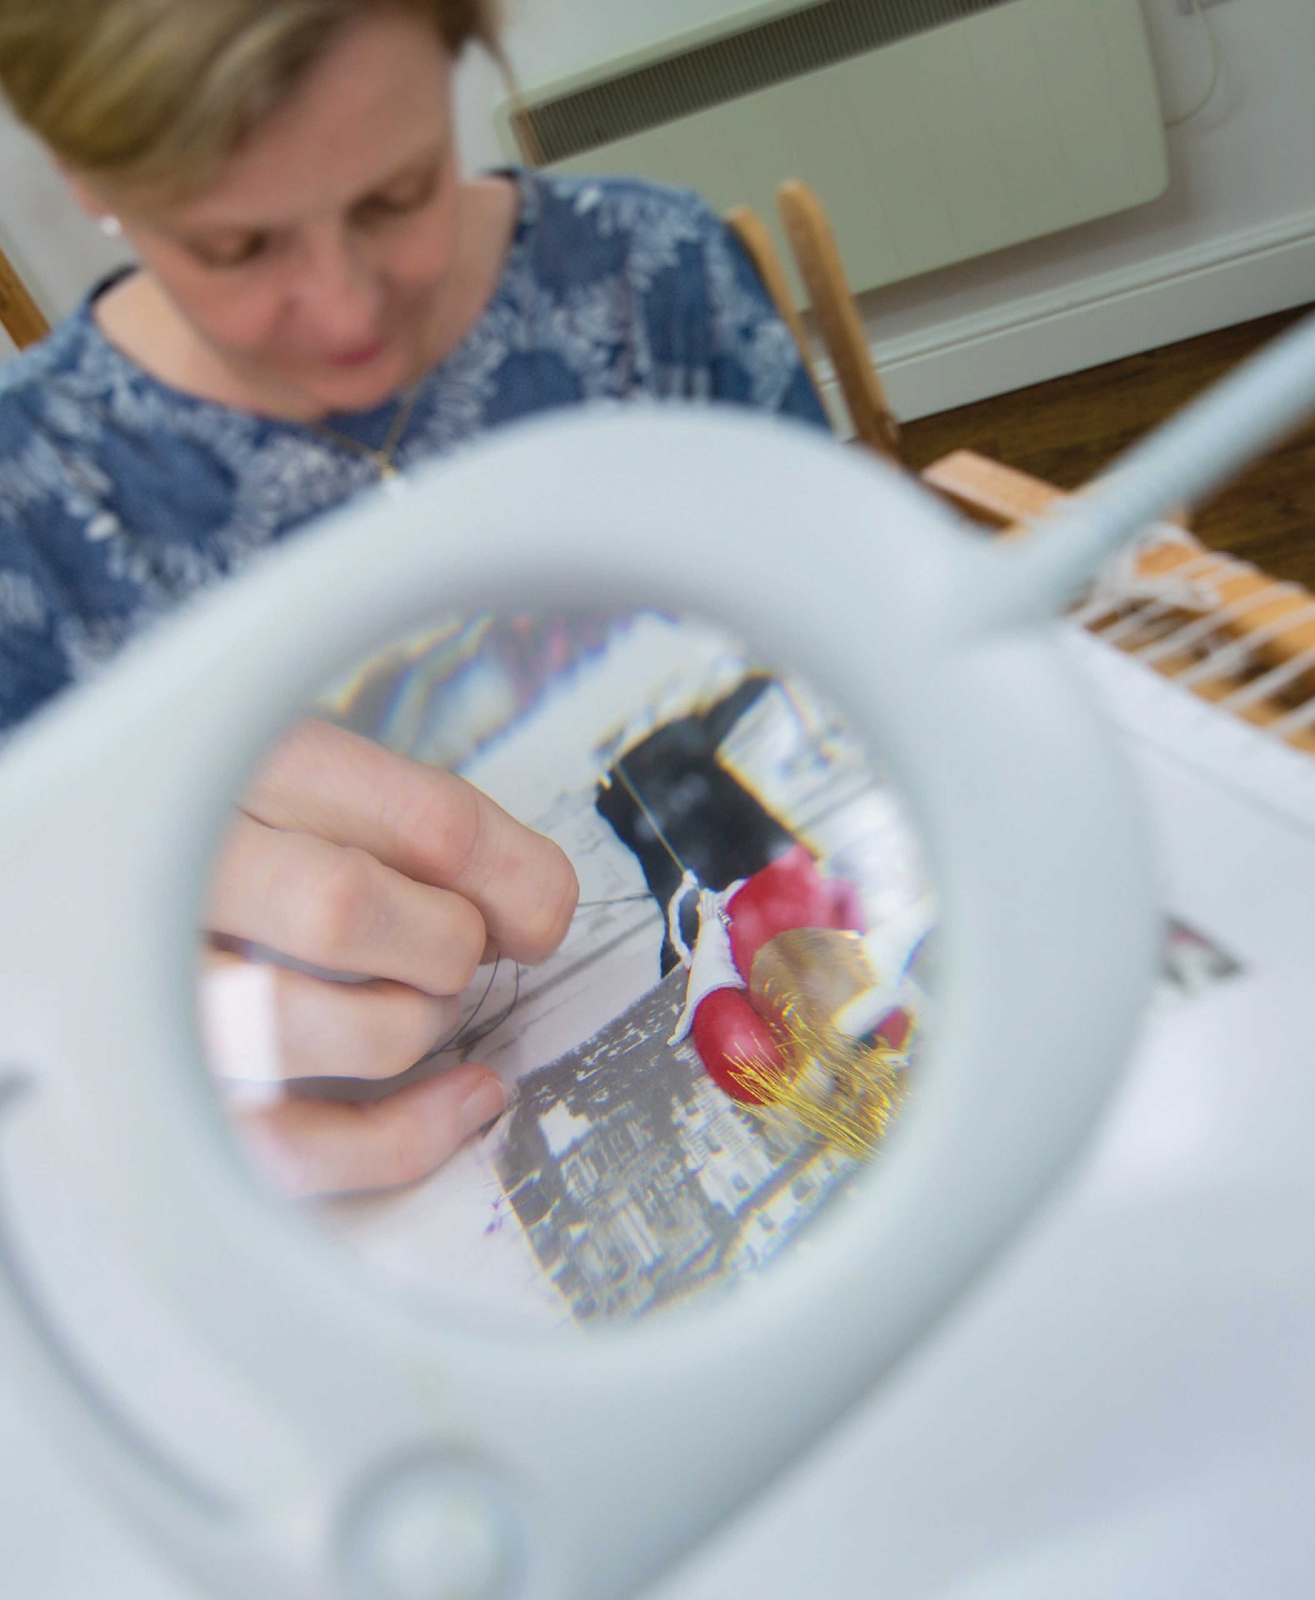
[1165,0,1221,129]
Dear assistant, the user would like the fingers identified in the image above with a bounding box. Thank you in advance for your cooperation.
[244,720,578,964]
[203,721,552,1198]
[199,951,460,1083]
[200,949,502,1199]
[232,1062,509,1197]
[207,813,488,995]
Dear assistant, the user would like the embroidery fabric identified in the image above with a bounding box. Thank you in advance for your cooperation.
[0,170,828,734]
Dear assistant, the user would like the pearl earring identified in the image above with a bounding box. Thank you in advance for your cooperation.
[98,216,122,238]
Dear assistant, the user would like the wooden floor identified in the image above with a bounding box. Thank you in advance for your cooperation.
[901,304,1315,593]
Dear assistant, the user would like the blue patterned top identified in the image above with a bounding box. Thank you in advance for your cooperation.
[0,170,827,735]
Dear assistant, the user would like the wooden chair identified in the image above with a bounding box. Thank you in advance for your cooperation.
[923,450,1315,754]
[0,241,49,349]
[724,202,828,413]
[726,180,901,463]
[728,185,1315,752]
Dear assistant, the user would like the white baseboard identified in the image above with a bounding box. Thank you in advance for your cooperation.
[818,207,1315,425]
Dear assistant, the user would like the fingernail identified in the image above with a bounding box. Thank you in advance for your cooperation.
[458,1078,508,1142]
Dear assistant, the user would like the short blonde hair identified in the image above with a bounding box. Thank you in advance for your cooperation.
[0,0,503,196]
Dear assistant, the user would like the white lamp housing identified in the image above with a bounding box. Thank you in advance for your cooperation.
[1,302,1315,1600]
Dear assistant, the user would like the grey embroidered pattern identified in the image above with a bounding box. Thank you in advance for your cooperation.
[0,170,828,734]
[0,570,45,630]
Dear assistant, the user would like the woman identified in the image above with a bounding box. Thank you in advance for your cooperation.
[0,0,830,1193]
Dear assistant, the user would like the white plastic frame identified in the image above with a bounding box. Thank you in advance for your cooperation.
[1,319,1314,1600]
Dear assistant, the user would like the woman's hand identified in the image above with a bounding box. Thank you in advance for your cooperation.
[198,719,578,1197]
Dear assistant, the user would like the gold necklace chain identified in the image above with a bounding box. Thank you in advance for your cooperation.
[307,381,422,486]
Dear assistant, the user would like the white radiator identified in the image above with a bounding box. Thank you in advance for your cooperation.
[497,0,1169,301]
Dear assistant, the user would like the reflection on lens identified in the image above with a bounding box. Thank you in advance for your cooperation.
[200,609,934,1330]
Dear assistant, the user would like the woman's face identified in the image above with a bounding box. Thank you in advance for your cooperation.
[73,9,467,415]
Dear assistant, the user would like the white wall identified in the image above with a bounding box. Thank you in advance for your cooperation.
[0,115,134,358]
[485,0,1315,418]
[3,0,1313,418]
[846,0,1315,416]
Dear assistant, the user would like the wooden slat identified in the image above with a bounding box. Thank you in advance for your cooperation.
[920,448,1315,753]
[0,245,49,349]
[901,303,1315,595]
[725,206,827,409]
[921,448,1060,526]
[923,449,1315,665]
[775,179,901,463]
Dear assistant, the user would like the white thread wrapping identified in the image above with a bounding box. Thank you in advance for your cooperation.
[668,888,745,1045]
[1222,642,1315,712]
[1267,694,1315,740]
[1134,575,1302,666]
[1174,599,1315,690]
[1075,523,1219,624]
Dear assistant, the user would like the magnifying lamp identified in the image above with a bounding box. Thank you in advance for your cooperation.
[2,314,1315,1600]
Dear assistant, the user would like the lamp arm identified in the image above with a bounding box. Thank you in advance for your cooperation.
[982,309,1315,626]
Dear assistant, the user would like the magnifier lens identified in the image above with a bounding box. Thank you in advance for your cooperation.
[197,607,934,1329]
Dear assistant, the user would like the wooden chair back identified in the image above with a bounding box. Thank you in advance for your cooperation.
[924,450,1315,754]
[726,183,900,463]
[724,203,827,408]
[0,243,49,349]
[775,180,901,463]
